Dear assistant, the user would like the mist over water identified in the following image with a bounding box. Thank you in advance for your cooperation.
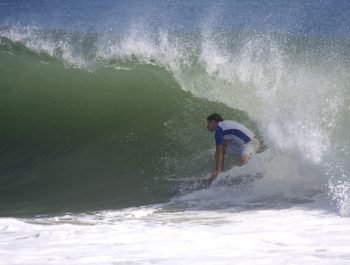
[1,0,350,216]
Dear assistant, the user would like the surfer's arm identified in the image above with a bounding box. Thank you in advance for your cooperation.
[212,144,225,179]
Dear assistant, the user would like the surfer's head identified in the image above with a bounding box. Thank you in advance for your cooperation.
[207,113,223,132]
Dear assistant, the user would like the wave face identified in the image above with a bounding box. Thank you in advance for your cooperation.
[1,0,350,216]
[0,33,251,215]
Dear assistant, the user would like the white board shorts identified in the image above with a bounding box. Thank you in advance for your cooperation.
[225,138,260,158]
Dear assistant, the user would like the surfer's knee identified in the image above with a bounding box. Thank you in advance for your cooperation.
[240,138,259,165]
[239,155,251,166]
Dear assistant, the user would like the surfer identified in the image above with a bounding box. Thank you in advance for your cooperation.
[207,113,260,181]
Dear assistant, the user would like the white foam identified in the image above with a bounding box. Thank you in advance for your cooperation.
[194,32,350,215]
[1,204,350,265]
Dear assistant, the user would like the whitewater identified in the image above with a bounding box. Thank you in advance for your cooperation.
[1,0,350,264]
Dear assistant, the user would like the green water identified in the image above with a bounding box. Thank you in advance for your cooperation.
[0,39,258,216]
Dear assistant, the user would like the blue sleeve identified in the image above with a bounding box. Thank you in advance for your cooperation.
[215,126,224,145]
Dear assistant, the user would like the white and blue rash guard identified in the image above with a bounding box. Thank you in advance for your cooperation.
[215,120,255,146]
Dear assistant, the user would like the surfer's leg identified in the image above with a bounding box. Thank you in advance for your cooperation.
[239,155,251,165]
[240,138,260,165]
[225,142,240,155]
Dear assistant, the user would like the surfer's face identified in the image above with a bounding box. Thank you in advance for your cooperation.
[207,120,217,132]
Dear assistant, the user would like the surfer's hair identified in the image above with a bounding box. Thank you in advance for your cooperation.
[207,113,224,122]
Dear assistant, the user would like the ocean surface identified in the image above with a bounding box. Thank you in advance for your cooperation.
[1,0,350,264]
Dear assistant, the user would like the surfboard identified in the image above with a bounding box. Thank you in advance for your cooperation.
[216,172,264,185]
[162,174,212,182]
[162,172,263,185]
